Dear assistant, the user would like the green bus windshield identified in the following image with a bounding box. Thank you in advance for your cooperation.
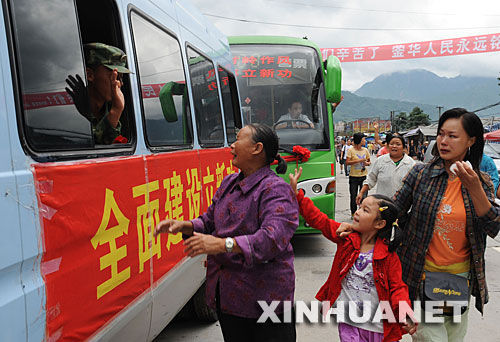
[230,44,330,151]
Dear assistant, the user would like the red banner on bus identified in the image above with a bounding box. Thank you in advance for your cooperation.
[34,149,236,341]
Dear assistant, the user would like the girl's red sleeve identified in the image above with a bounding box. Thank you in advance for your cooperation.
[386,252,412,321]
[296,190,342,243]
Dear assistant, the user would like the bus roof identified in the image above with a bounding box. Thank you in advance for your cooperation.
[228,35,321,53]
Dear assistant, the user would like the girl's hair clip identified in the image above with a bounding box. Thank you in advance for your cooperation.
[392,219,399,227]
[379,206,388,212]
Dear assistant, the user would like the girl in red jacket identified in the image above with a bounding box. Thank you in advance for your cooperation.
[289,168,417,342]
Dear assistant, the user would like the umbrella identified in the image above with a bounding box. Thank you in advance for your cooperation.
[484,129,500,141]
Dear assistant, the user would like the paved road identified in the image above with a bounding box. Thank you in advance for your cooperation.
[155,160,500,342]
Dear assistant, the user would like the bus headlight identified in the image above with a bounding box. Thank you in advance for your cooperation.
[312,184,322,193]
[326,180,336,194]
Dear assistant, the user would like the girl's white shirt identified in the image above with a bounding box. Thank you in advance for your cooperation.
[336,250,383,333]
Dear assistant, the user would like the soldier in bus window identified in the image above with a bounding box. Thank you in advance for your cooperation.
[65,43,132,145]
[275,101,314,130]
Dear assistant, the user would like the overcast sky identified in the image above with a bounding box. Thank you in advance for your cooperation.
[190,0,500,91]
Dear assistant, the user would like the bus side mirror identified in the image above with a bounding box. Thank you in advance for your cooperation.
[159,82,186,122]
[324,55,342,103]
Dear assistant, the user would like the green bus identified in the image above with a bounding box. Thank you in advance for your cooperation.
[228,36,342,233]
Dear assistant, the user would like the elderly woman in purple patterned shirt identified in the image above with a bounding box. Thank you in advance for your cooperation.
[155,123,299,341]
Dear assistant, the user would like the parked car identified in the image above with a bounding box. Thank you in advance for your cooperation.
[423,140,436,163]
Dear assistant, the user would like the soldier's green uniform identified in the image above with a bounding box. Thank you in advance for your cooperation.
[84,43,131,144]
[90,104,122,145]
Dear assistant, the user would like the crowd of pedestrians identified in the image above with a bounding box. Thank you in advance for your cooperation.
[154,108,500,342]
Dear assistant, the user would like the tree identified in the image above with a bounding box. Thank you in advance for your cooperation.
[393,111,408,131]
[406,107,430,129]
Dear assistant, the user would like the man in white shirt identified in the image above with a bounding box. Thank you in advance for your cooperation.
[275,101,314,129]
[344,139,353,176]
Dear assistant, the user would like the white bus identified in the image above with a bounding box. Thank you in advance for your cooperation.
[0,0,241,340]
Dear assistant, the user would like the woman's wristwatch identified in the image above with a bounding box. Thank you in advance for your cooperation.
[225,237,234,252]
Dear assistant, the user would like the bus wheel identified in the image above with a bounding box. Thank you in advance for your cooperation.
[193,282,218,322]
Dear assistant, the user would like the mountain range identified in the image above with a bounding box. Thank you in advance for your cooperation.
[333,69,500,122]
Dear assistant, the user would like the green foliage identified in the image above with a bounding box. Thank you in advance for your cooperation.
[407,107,431,128]
[392,107,430,131]
[393,112,407,132]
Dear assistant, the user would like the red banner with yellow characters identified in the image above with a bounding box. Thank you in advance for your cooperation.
[34,148,237,341]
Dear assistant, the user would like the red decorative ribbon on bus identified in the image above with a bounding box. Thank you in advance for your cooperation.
[273,145,311,168]
[321,32,500,62]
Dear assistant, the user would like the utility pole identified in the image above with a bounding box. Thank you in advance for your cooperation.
[390,110,395,132]
[436,106,444,118]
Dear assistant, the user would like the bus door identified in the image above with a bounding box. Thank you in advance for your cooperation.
[0,28,27,340]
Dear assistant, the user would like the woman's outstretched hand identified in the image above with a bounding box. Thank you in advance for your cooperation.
[336,222,354,238]
[154,219,193,237]
[356,192,364,205]
[289,167,303,195]
[402,319,418,335]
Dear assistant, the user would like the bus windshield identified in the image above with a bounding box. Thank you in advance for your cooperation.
[231,44,330,150]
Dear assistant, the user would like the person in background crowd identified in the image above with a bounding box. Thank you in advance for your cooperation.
[336,140,342,163]
[154,124,298,341]
[417,141,425,161]
[346,133,370,217]
[344,139,353,176]
[392,108,500,341]
[367,141,374,155]
[423,140,429,155]
[339,139,346,174]
[480,153,499,194]
[373,122,390,157]
[408,140,418,160]
[356,135,415,204]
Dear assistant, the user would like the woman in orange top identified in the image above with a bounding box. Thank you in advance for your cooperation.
[391,108,500,341]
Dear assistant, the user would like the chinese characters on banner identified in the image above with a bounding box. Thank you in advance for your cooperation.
[35,149,237,341]
[232,55,307,80]
[321,33,500,62]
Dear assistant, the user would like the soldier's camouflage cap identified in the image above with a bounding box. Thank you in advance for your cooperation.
[84,42,132,74]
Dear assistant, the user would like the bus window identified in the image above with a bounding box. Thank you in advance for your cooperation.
[186,47,224,147]
[231,44,330,150]
[8,0,92,151]
[217,67,241,144]
[131,12,192,148]
[8,0,135,154]
[75,0,135,146]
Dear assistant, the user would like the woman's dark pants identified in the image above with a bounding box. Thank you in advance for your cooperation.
[216,285,296,342]
[349,175,366,215]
